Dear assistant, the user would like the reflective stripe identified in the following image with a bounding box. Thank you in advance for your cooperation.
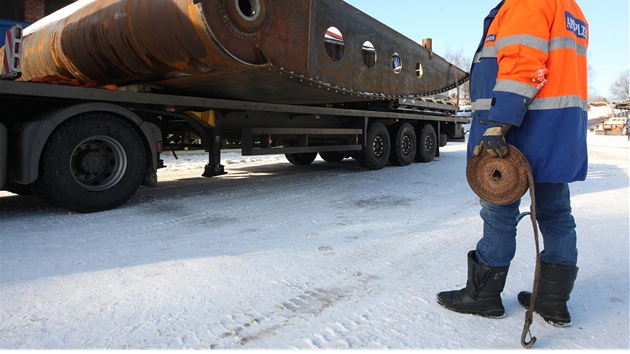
[475,36,586,62]
[494,79,539,98]
[473,52,482,63]
[473,96,588,112]
[471,98,493,112]
[496,34,549,54]
[550,36,588,56]
[473,46,498,63]
[529,95,588,111]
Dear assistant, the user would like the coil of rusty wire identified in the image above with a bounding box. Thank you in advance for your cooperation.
[466,145,530,205]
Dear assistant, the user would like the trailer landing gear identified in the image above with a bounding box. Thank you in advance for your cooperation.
[203,163,227,177]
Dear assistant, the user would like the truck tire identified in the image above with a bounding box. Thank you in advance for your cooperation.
[35,113,147,212]
[415,123,437,163]
[439,133,448,147]
[319,151,346,162]
[389,122,416,166]
[285,152,317,165]
[358,122,390,170]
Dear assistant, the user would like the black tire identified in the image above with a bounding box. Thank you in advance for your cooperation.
[285,152,317,165]
[319,151,346,162]
[358,122,390,170]
[415,123,437,163]
[35,113,147,212]
[389,122,416,166]
[439,133,448,148]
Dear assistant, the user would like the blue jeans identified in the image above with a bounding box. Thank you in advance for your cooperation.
[475,183,578,267]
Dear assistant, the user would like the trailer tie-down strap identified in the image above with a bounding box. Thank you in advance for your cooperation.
[466,144,541,349]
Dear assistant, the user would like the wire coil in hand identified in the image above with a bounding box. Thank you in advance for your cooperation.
[467,144,541,348]
[466,144,530,205]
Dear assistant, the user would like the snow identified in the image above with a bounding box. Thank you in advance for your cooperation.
[0,107,628,350]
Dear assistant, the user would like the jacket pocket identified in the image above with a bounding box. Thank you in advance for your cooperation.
[498,45,521,75]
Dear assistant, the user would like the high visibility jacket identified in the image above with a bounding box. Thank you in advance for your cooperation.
[468,0,589,183]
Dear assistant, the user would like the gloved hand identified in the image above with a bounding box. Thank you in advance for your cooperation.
[473,121,512,157]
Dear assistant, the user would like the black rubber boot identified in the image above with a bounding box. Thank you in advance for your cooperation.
[437,251,509,318]
[518,262,578,327]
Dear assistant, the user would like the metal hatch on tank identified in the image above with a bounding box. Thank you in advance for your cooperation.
[11,0,469,104]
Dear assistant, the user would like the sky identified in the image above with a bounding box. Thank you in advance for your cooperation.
[344,0,630,100]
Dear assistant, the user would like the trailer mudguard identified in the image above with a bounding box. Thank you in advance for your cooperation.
[10,102,161,186]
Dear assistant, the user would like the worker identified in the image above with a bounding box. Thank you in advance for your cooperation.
[437,0,589,328]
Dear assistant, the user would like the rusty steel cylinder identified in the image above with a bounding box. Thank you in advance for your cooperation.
[12,0,469,104]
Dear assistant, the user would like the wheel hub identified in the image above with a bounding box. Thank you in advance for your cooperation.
[70,136,127,191]
[424,136,434,152]
[373,135,385,158]
[402,135,412,156]
[77,147,107,175]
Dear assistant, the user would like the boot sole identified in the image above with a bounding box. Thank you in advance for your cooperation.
[437,299,505,319]
[518,298,571,327]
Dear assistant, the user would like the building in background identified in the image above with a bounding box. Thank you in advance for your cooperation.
[1,0,76,46]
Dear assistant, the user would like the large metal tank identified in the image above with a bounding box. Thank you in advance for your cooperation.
[10,0,469,104]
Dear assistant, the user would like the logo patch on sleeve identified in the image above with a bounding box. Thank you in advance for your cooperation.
[485,34,497,43]
[566,11,587,40]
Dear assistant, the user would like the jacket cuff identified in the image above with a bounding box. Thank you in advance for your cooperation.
[488,91,532,127]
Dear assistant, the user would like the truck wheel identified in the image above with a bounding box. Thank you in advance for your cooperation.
[285,152,317,165]
[35,113,147,212]
[415,123,437,163]
[319,151,346,162]
[358,122,390,170]
[389,122,416,166]
[439,133,448,147]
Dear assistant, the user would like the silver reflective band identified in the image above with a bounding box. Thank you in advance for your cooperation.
[473,46,498,63]
[550,36,588,57]
[494,80,539,99]
[475,35,586,64]
[471,96,587,112]
[529,95,589,111]
[496,34,549,54]
[471,99,493,112]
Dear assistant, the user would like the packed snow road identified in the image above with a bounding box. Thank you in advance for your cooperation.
[0,135,628,349]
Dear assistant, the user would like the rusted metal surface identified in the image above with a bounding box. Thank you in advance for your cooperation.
[10,0,469,104]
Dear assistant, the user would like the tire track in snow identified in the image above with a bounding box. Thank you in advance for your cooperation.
[203,274,377,349]
[200,234,426,349]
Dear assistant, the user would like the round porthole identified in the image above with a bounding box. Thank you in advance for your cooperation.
[392,53,402,74]
[362,41,376,68]
[324,27,345,62]
[223,0,268,34]
[416,62,424,79]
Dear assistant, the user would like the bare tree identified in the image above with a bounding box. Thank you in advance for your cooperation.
[610,70,630,101]
[444,48,471,103]
[587,64,599,100]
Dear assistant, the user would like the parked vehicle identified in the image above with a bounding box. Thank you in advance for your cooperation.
[0,0,469,212]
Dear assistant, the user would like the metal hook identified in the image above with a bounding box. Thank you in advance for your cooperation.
[521,318,537,349]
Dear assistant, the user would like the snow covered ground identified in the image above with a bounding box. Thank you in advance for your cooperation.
[0,108,628,350]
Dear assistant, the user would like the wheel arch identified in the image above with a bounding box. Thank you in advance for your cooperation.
[11,102,161,186]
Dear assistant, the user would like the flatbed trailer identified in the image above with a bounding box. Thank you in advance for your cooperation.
[0,79,467,212]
